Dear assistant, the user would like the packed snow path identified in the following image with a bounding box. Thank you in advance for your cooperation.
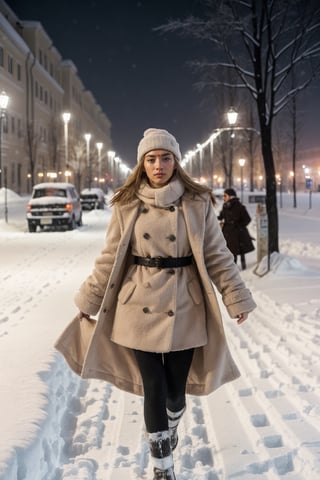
[0,198,320,480]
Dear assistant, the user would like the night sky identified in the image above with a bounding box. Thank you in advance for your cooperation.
[6,0,216,167]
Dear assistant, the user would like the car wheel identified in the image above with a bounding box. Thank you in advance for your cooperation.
[68,216,77,230]
[77,213,83,227]
[28,223,37,233]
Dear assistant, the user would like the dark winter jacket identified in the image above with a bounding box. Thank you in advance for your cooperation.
[218,197,255,256]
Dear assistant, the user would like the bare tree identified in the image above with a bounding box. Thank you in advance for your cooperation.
[157,0,320,253]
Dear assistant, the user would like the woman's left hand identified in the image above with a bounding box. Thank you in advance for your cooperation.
[237,312,249,325]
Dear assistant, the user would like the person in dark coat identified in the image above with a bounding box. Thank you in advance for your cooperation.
[218,188,255,270]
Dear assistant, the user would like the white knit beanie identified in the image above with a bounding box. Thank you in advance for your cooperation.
[137,128,182,163]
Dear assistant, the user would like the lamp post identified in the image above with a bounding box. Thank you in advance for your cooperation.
[114,156,120,187]
[209,137,214,188]
[96,142,103,184]
[107,150,115,185]
[0,91,9,222]
[0,91,9,190]
[276,173,283,208]
[197,143,203,181]
[226,107,238,188]
[258,175,264,191]
[62,112,71,171]
[239,158,246,202]
[183,150,195,178]
[84,133,92,189]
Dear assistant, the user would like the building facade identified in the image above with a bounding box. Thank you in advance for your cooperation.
[0,0,113,194]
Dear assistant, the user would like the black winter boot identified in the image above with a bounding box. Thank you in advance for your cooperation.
[148,431,176,480]
[167,406,186,451]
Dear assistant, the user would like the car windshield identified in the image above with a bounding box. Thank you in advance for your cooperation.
[33,188,67,198]
[81,194,98,199]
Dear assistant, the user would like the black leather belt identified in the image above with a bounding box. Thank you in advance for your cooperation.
[134,255,193,268]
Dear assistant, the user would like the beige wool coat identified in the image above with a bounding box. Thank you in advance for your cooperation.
[55,189,256,397]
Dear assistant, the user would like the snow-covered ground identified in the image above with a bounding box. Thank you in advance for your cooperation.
[0,188,320,480]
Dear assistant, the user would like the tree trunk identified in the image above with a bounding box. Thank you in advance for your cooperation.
[260,125,279,253]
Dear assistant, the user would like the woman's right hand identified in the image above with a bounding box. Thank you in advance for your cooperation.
[237,312,249,325]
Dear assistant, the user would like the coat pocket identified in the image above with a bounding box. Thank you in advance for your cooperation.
[187,277,203,305]
[118,280,136,304]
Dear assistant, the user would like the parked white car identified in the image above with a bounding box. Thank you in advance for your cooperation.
[26,183,82,232]
[80,188,105,210]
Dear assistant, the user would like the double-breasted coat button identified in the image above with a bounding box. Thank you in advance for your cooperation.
[167,310,174,317]
[169,206,175,212]
[168,234,176,241]
[143,233,151,239]
[167,269,175,275]
[141,207,149,213]
[143,307,150,313]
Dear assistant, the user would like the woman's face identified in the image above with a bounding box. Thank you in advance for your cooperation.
[143,149,176,188]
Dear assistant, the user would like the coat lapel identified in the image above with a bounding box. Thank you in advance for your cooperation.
[181,196,206,251]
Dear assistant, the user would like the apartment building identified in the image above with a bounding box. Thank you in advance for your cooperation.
[0,0,113,194]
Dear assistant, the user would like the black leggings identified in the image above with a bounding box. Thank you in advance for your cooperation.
[134,349,194,433]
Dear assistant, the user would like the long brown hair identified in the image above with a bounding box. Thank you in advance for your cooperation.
[109,157,216,206]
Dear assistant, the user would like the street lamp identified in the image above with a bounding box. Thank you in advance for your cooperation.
[227,107,238,126]
[0,91,9,190]
[84,133,92,189]
[62,112,71,170]
[96,142,103,182]
[226,107,238,188]
[239,158,246,202]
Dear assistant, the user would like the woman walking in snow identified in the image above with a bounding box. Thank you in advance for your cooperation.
[218,188,255,270]
[55,128,256,480]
